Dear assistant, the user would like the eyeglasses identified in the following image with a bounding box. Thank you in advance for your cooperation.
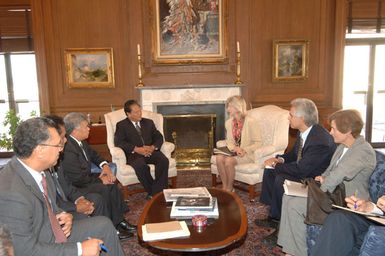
[39,143,65,148]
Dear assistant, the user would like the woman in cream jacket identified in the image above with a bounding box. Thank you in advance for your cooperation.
[215,95,262,192]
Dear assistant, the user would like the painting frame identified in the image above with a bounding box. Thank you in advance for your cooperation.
[64,48,115,88]
[150,0,228,64]
[272,40,309,82]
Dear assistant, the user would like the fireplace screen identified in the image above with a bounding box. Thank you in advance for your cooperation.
[163,114,216,169]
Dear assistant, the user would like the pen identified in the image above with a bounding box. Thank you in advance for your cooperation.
[354,190,358,210]
[87,237,109,253]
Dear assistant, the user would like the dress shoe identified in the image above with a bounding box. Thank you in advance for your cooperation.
[254,217,279,229]
[117,220,137,232]
[146,194,153,200]
[116,228,134,240]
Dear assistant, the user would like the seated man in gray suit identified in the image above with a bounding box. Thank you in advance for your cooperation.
[0,117,124,256]
[45,115,108,220]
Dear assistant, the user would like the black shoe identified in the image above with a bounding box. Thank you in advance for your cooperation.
[117,220,137,232]
[254,217,279,229]
[146,194,153,200]
[116,228,134,240]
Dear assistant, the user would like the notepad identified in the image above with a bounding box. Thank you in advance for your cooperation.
[283,180,308,197]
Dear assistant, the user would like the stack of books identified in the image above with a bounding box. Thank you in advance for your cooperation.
[163,187,212,202]
[163,187,219,219]
[170,197,219,219]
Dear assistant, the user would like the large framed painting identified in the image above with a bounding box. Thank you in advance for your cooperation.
[64,48,115,88]
[272,40,309,82]
[150,0,227,64]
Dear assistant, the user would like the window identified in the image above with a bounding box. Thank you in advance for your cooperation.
[0,53,40,151]
[343,37,385,148]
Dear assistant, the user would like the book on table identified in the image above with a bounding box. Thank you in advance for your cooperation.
[332,204,385,225]
[170,197,219,219]
[213,146,236,156]
[142,220,190,241]
[163,187,212,202]
[283,179,308,197]
[175,197,213,210]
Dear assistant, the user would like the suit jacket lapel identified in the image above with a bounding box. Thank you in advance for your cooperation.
[11,158,45,203]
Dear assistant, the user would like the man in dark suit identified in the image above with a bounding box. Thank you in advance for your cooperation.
[114,100,169,198]
[61,112,136,238]
[0,117,124,256]
[45,115,108,220]
[257,98,336,222]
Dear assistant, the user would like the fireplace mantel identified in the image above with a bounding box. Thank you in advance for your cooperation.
[137,84,243,112]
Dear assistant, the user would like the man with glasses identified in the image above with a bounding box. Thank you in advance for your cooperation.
[0,117,124,255]
[61,112,136,239]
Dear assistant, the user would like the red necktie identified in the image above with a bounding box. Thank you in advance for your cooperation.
[41,174,67,243]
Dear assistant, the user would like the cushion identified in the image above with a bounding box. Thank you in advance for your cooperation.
[369,151,385,203]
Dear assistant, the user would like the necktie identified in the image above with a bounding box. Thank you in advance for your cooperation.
[296,136,303,163]
[79,142,88,161]
[134,122,142,135]
[135,122,145,145]
[41,174,67,243]
[49,168,67,201]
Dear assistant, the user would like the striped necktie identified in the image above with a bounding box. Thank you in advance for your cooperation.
[79,142,88,161]
[41,174,67,243]
[296,137,303,163]
[135,122,145,145]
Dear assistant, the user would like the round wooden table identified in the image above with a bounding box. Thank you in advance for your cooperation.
[138,188,248,252]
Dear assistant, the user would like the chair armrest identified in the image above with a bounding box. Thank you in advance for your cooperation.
[216,140,226,148]
[253,145,278,165]
[109,146,127,165]
[161,141,175,158]
[359,225,385,256]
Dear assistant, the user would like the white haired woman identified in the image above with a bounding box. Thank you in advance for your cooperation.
[215,95,262,192]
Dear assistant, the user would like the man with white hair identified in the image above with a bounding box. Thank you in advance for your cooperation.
[257,98,336,223]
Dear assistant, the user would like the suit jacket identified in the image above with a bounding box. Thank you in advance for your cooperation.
[275,124,336,179]
[46,165,84,213]
[225,115,262,161]
[320,136,376,200]
[114,117,164,161]
[0,157,77,255]
[61,136,105,187]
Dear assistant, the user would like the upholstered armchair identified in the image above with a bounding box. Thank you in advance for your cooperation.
[306,150,385,256]
[104,109,177,196]
[211,105,289,201]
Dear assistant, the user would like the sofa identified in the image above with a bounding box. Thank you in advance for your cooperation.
[306,150,385,256]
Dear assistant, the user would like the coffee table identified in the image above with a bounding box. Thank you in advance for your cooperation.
[137,188,247,252]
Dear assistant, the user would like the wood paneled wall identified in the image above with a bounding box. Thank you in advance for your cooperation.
[30,0,346,125]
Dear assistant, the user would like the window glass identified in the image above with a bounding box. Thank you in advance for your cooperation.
[372,45,385,143]
[10,54,40,119]
[342,45,370,136]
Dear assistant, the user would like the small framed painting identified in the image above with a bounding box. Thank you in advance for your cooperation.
[64,48,114,88]
[273,40,309,82]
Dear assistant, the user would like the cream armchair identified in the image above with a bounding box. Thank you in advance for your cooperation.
[211,105,289,201]
[104,109,177,196]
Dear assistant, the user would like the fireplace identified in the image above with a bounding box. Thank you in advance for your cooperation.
[137,84,242,169]
[157,103,225,170]
[164,114,215,168]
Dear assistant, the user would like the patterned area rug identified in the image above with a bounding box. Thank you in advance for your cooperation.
[121,170,284,256]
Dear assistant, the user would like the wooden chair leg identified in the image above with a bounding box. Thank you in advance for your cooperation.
[248,185,256,202]
[170,176,177,188]
[212,174,217,187]
[121,185,129,201]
